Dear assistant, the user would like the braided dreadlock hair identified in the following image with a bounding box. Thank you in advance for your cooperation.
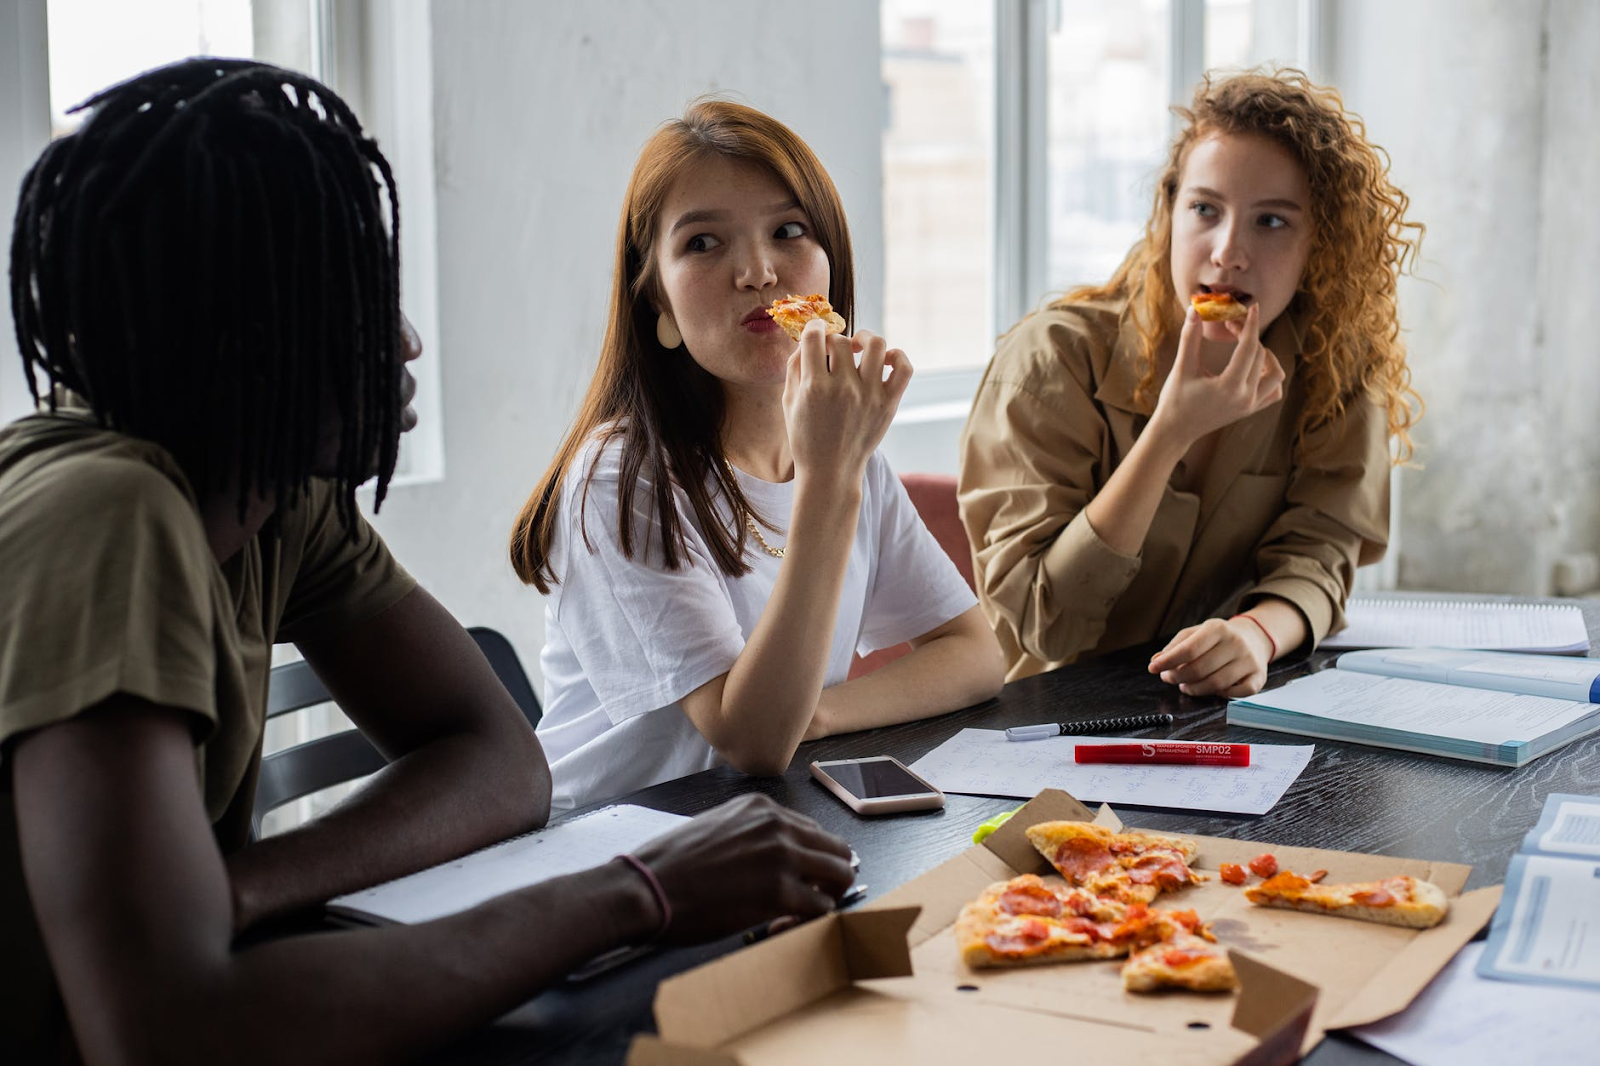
[9,57,403,530]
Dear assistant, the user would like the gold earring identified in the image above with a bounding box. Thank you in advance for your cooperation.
[656,313,682,350]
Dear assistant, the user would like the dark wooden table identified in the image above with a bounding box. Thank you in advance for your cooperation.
[433,599,1600,1064]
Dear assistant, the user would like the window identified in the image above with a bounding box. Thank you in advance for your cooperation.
[882,0,1314,383]
[881,0,996,375]
[41,0,442,487]
[47,0,255,137]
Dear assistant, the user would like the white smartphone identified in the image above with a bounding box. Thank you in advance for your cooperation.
[809,756,945,816]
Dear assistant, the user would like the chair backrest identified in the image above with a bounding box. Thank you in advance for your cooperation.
[252,626,542,840]
[898,472,976,591]
[848,473,976,679]
[465,626,542,728]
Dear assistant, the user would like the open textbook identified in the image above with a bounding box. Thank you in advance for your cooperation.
[1478,793,1600,989]
[1227,650,1600,766]
[327,804,689,925]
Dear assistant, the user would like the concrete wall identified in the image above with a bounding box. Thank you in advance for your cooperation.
[1328,0,1600,594]
[364,0,885,683]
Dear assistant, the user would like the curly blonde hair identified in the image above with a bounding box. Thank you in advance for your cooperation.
[1060,69,1423,462]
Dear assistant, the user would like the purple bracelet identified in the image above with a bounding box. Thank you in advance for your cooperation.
[618,853,671,940]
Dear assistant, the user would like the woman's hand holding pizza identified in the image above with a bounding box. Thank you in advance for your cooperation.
[783,319,912,490]
[1147,303,1285,451]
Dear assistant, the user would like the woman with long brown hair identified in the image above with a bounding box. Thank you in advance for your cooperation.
[959,69,1422,696]
[511,100,1003,810]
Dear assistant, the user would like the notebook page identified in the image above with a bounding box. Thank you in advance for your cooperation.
[328,805,689,925]
[1323,597,1589,652]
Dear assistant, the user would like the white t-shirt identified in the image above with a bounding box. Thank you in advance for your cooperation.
[536,434,977,810]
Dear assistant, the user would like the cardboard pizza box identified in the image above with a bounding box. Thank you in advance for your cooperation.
[629,788,1497,1065]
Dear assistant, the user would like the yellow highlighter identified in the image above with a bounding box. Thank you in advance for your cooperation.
[971,805,1026,844]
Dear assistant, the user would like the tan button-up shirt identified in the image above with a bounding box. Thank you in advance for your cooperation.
[958,299,1389,682]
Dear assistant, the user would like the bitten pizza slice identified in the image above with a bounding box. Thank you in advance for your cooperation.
[1025,821,1204,904]
[766,293,847,340]
[1190,289,1249,322]
[1122,932,1239,993]
[956,874,1130,968]
[1244,871,1449,929]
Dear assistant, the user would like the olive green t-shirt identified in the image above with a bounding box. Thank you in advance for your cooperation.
[0,410,416,1062]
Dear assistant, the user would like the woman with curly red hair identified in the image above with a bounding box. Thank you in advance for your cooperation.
[958,69,1423,697]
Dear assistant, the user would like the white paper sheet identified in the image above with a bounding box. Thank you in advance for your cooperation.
[907,729,1313,815]
[328,804,689,924]
[1350,943,1600,1066]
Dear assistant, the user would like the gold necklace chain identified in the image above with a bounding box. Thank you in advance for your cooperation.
[723,459,786,559]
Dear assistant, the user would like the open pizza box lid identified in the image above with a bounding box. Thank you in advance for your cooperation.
[628,789,1499,1066]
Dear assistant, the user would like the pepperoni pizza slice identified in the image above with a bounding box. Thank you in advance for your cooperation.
[1025,821,1204,904]
[1122,931,1239,993]
[1244,871,1449,929]
[766,293,847,341]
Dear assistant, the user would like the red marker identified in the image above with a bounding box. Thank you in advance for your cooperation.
[1074,742,1250,767]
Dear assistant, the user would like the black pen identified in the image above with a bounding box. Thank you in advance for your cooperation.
[1004,712,1174,741]
[742,882,868,945]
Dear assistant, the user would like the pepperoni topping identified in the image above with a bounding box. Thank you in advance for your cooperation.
[1054,837,1118,882]
[1164,909,1204,935]
[1352,878,1407,907]
[1220,863,1248,885]
[1162,948,1205,967]
[1125,850,1194,889]
[985,917,1052,956]
[1307,869,1329,883]
[1191,291,1237,305]
[1063,891,1097,917]
[999,882,1064,918]
[1257,871,1312,896]
[1248,853,1279,878]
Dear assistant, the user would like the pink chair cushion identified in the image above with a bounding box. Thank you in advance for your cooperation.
[848,473,975,679]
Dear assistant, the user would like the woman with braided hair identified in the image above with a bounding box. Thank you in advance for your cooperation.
[959,69,1423,698]
[2,60,855,1063]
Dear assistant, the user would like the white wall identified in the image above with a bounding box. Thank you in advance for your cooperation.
[364,0,885,688]
[0,0,50,425]
[1328,0,1600,594]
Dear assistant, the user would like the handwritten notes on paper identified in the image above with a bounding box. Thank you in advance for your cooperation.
[908,729,1313,815]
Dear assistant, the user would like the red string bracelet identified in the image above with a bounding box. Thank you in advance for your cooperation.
[618,853,671,940]
[1231,614,1277,661]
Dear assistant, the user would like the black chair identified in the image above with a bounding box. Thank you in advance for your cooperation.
[252,626,542,840]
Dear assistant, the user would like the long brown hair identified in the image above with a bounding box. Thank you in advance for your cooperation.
[510,98,855,592]
[1060,69,1423,462]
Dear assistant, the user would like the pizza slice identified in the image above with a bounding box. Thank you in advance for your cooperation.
[1122,932,1239,993]
[956,874,1130,968]
[1025,821,1204,904]
[766,293,847,341]
[1244,870,1449,929]
[1190,290,1249,323]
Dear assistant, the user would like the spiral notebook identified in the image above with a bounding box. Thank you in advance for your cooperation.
[326,804,689,925]
[1322,596,1590,654]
